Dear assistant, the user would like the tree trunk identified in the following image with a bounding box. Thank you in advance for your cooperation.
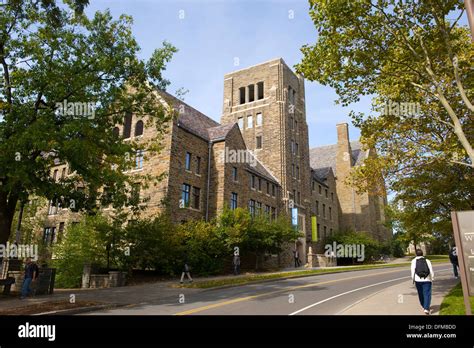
[0,191,18,245]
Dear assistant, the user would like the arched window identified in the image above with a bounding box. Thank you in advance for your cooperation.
[135,120,144,137]
[112,127,120,138]
[123,112,132,139]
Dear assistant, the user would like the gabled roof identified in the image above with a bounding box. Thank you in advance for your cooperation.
[312,167,332,183]
[157,89,220,140]
[245,152,280,185]
[309,141,368,178]
[207,123,235,141]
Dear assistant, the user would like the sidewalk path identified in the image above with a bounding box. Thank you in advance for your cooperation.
[340,268,458,315]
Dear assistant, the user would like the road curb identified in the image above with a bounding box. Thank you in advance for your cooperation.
[32,303,125,316]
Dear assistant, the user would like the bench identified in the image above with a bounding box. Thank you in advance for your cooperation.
[0,277,15,295]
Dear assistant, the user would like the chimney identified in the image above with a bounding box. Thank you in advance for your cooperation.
[336,123,352,178]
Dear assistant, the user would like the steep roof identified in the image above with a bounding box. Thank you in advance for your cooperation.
[246,152,280,185]
[309,141,368,178]
[207,123,235,141]
[157,89,220,140]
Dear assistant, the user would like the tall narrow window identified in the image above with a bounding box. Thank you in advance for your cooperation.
[185,152,191,171]
[231,192,238,210]
[266,181,270,194]
[247,115,253,128]
[181,184,191,207]
[297,191,301,204]
[316,201,319,215]
[135,150,144,169]
[135,120,144,137]
[58,222,65,243]
[325,189,328,198]
[238,117,244,129]
[248,84,255,102]
[239,87,245,104]
[196,156,201,174]
[232,167,238,181]
[272,184,276,197]
[288,86,294,104]
[256,113,262,126]
[265,205,271,216]
[258,178,262,191]
[248,199,256,216]
[192,187,200,210]
[130,184,140,206]
[123,112,132,138]
[256,201,262,215]
[329,207,332,220]
[256,136,262,149]
[271,207,276,220]
[61,167,66,179]
[257,82,264,100]
[323,204,326,218]
[53,169,58,181]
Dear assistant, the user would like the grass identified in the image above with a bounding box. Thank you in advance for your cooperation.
[178,256,449,289]
[439,283,474,315]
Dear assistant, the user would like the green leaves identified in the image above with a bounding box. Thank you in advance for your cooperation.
[0,0,177,244]
[298,0,473,246]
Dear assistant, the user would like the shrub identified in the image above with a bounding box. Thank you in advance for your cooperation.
[52,215,111,288]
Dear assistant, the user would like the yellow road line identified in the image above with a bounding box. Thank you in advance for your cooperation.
[174,267,413,315]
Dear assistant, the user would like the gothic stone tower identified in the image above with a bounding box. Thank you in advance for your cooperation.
[221,58,312,261]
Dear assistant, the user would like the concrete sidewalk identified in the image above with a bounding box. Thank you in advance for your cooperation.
[340,269,458,315]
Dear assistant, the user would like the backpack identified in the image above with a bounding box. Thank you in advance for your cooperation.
[415,258,430,279]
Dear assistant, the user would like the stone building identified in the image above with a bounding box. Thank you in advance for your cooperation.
[38,58,390,267]
[310,123,390,244]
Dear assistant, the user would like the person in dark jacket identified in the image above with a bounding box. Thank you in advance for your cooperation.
[232,254,241,275]
[449,246,459,279]
[180,261,193,284]
[20,258,39,299]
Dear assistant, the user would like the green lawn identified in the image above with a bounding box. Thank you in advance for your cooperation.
[178,257,449,289]
[440,283,474,315]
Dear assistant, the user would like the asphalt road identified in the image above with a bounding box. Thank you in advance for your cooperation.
[89,263,452,315]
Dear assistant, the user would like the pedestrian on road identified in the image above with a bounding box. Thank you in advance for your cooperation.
[293,249,301,268]
[232,254,241,275]
[449,246,459,279]
[20,258,39,299]
[180,261,193,284]
[411,249,435,315]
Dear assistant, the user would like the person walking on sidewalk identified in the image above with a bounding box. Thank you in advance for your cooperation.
[232,254,241,275]
[449,246,459,279]
[293,249,301,268]
[180,261,193,284]
[411,249,435,315]
[20,258,39,299]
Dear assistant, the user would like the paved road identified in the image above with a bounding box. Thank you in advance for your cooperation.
[88,263,453,315]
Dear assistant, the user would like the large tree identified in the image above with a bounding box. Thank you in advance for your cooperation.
[0,0,177,245]
[296,0,473,237]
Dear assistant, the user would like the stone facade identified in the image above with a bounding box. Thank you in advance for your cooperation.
[38,58,390,267]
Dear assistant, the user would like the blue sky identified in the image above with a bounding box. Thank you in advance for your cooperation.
[85,0,468,148]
